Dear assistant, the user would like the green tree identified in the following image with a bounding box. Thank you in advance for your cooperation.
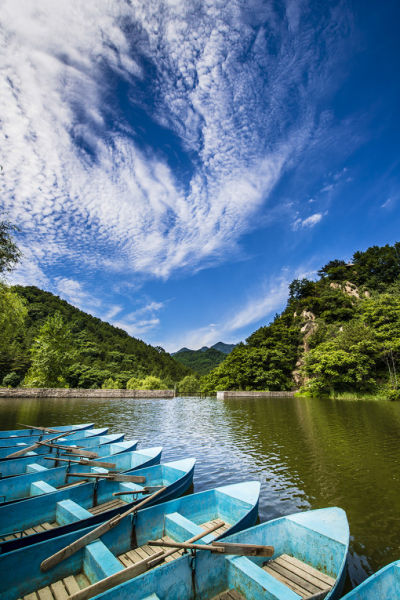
[101,377,120,389]
[177,375,200,395]
[0,221,21,275]
[24,313,75,387]
[140,375,169,390]
[0,283,28,381]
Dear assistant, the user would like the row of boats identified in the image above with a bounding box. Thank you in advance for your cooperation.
[0,422,397,600]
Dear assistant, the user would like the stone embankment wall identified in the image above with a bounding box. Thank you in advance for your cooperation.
[216,390,295,399]
[0,388,174,399]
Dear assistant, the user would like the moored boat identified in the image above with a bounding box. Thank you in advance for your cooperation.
[0,437,136,478]
[0,480,260,600]
[0,455,193,554]
[0,430,132,461]
[0,424,94,440]
[36,506,347,600]
[0,427,110,454]
[340,560,400,599]
[0,438,140,502]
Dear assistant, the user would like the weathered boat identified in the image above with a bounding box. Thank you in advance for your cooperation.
[0,427,111,455]
[21,505,346,600]
[0,479,260,600]
[0,455,193,554]
[340,560,400,599]
[0,424,94,440]
[0,431,126,462]
[0,439,141,502]
[0,437,137,478]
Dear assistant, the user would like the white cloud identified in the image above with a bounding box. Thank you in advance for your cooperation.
[292,212,324,230]
[0,1,352,283]
[161,275,290,352]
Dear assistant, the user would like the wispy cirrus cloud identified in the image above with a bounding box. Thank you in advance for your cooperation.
[1,0,353,284]
[160,274,291,352]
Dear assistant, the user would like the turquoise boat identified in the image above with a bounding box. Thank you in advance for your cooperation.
[0,432,129,462]
[0,456,192,554]
[0,439,141,503]
[0,427,111,455]
[0,437,136,478]
[0,424,94,440]
[0,480,260,600]
[340,560,400,599]
[28,506,346,600]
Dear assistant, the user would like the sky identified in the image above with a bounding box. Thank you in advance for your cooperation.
[1,0,400,352]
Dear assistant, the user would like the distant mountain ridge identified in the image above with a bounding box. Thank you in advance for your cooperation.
[173,341,236,355]
[172,342,236,375]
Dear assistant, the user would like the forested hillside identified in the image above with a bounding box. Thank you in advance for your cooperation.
[173,346,227,374]
[201,242,400,399]
[1,285,191,389]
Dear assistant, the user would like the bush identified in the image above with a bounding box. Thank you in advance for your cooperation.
[177,375,199,395]
[101,378,119,389]
[2,372,21,388]
[387,388,400,401]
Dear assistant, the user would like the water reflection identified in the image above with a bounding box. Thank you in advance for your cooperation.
[0,395,399,589]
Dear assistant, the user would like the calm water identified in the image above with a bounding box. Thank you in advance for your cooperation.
[1,395,399,592]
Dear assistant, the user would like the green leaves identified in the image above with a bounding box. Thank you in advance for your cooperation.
[24,313,76,388]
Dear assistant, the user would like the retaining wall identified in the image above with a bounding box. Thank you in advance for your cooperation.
[0,387,174,399]
[216,390,295,399]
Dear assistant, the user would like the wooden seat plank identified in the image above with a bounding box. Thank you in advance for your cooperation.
[23,593,38,600]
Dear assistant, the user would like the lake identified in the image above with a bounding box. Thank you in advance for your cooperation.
[1,394,399,592]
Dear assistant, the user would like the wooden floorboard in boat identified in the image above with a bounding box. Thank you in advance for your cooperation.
[263,554,334,599]
[18,573,90,600]
[88,498,126,515]
[117,517,231,571]
[0,521,56,543]
[212,590,246,600]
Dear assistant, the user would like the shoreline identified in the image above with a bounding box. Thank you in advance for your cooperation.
[0,387,174,399]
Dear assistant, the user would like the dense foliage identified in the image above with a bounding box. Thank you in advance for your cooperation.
[201,242,400,398]
[173,346,227,374]
[0,285,191,388]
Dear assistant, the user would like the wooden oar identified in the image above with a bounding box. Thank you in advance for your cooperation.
[148,539,275,557]
[44,445,99,459]
[43,457,117,469]
[17,423,62,434]
[41,485,167,572]
[112,485,163,496]
[66,473,146,483]
[68,520,223,600]
[4,429,79,459]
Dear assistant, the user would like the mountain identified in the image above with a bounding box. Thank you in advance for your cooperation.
[201,242,400,399]
[211,342,236,354]
[1,285,191,388]
[173,346,227,375]
[173,342,236,355]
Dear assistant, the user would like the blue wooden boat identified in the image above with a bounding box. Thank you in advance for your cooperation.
[27,506,346,600]
[0,437,137,478]
[0,480,260,600]
[0,427,110,453]
[0,457,194,555]
[340,560,400,599]
[0,431,126,461]
[0,424,94,440]
[0,439,142,502]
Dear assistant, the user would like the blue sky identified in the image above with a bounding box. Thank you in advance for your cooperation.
[1,0,399,352]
